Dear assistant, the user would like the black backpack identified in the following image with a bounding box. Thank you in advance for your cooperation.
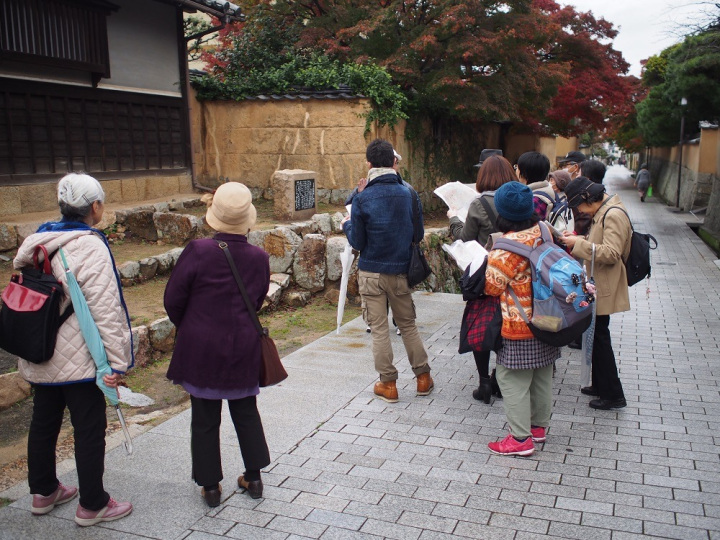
[0,245,74,363]
[602,207,658,287]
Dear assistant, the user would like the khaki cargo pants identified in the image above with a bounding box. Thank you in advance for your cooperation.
[358,270,430,382]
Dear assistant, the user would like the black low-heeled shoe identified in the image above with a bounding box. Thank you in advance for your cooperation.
[589,397,627,410]
[237,475,263,499]
[472,379,493,404]
[201,485,222,507]
[490,369,502,399]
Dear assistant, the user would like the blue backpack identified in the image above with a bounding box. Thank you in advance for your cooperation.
[493,222,593,347]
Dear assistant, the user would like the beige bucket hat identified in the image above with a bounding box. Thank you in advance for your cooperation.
[204,182,257,235]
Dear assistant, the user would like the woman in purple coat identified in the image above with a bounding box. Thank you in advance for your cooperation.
[164,182,271,508]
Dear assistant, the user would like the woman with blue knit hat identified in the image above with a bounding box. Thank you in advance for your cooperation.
[483,182,560,456]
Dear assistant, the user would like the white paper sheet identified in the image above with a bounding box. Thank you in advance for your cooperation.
[442,240,488,272]
[433,182,480,223]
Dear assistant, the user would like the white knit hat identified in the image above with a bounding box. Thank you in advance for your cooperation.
[57,173,105,208]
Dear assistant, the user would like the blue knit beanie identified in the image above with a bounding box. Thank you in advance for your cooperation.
[494,182,534,221]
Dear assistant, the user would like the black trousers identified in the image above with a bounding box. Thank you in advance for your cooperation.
[472,350,491,379]
[28,382,110,511]
[190,395,271,487]
[591,315,625,401]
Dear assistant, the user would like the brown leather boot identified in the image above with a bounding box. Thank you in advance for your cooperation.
[416,373,434,396]
[373,380,399,403]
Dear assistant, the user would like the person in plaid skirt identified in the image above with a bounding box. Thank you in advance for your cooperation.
[484,182,561,456]
[448,154,516,403]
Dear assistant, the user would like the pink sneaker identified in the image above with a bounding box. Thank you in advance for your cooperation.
[531,426,547,443]
[31,483,78,515]
[75,497,133,527]
[488,434,535,456]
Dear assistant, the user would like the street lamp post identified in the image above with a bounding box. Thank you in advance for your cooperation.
[676,97,688,209]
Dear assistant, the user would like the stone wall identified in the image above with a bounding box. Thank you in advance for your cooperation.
[0,208,462,408]
[191,94,387,193]
[647,126,719,212]
[114,210,461,299]
[188,91,438,209]
[0,172,194,218]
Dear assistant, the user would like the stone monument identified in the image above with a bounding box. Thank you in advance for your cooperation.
[272,169,317,221]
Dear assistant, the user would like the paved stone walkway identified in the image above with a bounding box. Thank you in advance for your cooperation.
[1,166,719,539]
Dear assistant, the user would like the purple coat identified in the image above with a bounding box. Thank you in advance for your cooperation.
[164,234,270,390]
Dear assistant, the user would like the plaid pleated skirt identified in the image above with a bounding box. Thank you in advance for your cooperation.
[497,337,560,370]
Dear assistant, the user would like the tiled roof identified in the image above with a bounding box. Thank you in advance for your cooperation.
[246,86,363,101]
[181,0,243,20]
[189,74,364,100]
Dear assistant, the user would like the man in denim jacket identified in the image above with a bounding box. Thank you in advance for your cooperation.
[342,139,433,402]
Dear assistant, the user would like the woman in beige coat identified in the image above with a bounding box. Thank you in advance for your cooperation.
[562,177,632,410]
[13,173,133,525]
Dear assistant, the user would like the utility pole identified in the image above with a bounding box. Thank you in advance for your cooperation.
[676,97,687,210]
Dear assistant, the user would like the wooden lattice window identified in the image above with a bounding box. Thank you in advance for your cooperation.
[0,78,188,182]
[0,0,116,84]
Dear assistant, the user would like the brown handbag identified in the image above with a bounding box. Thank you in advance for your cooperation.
[218,241,288,387]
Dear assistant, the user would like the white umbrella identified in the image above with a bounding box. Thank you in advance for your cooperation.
[580,244,596,388]
[336,243,354,334]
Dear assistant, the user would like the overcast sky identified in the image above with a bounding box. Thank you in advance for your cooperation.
[562,1,713,76]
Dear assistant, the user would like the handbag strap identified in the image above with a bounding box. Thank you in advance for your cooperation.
[479,194,498,233]
[217,241,265,338]
[409,187,422,244]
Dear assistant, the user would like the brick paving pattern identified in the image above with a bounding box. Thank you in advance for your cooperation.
[184,170,720,540]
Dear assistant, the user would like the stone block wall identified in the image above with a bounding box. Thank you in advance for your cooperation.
[0,172,194,218]
[648,126,719,212]
[192,97,379,192]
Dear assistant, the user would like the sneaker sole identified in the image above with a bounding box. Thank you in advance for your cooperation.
[416,384,434,396]
[75,507,132,527]
[31,490,78,515]
[531,437,546,443]
[488,447,535,457]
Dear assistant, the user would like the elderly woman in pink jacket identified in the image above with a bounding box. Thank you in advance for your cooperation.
[12,173,133,526]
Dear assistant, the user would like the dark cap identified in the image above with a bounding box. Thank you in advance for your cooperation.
[564,176,606,208]
[494,181,534,221]
[473,149,503,168]
[558,151,587,165]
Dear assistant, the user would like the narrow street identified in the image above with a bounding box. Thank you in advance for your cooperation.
[1,167,719,540]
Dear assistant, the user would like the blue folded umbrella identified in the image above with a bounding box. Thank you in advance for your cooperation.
[59,247,133,454]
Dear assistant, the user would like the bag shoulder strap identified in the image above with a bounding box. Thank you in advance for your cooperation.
[59,303,75,325]
[53,246,75,325]
[408,186,422,244]
[507,286,532,326]
[479,194,498,233]
[493,223,550,257]
[601,206,634,232]
[217,241,264,338]
[533,189,555,205]
[493,237,533,258]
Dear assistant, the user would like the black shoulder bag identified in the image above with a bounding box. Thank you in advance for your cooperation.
[601,207,658,287]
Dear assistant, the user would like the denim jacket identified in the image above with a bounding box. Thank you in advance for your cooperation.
[343,171,424,275]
